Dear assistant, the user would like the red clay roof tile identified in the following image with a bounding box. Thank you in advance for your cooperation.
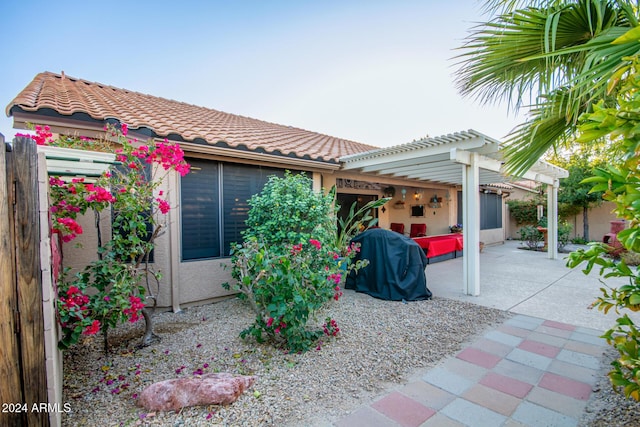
[7,72,378,163]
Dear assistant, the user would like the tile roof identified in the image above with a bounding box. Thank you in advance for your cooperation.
[6,71,378,163]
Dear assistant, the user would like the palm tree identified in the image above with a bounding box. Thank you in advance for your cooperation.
[454,0,640,175]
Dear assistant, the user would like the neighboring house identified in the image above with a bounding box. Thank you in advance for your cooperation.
[6,71,566,303]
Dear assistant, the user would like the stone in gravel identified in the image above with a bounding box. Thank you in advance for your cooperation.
[137,373,256,411]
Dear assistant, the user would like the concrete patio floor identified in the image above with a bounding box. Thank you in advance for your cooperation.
[425,239,640,332]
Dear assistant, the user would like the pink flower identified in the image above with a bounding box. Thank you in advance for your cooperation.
[328,272,342,285]
[309,239,321,250]
[157,198,170,214]
[83,320,100,335]
[266,317,274,327]
[123,295,145,322]
[49,176,65,187]
[121,123,128,136]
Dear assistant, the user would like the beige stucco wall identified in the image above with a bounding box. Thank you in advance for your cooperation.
[564,202,620,242]
[382,188,452,236]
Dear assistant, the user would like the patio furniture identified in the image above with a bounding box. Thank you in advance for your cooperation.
[412,234,464,263]
[390,223,405,234]
[409,223,427,238]
[345,228,431,301]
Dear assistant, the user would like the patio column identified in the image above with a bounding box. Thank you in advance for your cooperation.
[462,153,480,296]
[547,179,559,259]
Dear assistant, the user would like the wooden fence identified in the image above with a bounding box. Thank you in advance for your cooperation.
[0,135,49,426]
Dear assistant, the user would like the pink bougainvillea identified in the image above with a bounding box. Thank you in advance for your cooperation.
[23,122,192,349]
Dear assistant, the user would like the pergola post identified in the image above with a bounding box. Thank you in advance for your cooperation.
[462,153,480,296]
[547,180,559,259]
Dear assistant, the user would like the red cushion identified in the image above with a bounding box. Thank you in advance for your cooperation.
[410,223,427,237]
[390,223,405,234]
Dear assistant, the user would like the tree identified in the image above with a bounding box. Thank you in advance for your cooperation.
[455,0,640,175]
[31,124,190,351]
[548,152,605,241]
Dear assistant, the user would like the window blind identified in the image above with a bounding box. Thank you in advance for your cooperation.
[181,159,220,260]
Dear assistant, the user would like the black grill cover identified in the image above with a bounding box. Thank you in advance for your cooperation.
[345,228,432,301]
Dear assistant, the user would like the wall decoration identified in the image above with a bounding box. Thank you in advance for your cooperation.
[411,204,425,217]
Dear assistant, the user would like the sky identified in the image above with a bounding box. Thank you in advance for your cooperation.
[0,0,526,148]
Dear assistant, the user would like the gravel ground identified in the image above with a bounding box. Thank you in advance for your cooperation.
[579,346,640,427]
[61,290,640,427]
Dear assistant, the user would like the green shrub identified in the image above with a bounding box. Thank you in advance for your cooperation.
[507,200,540,225]
[243,171,336,246]
[224,172,367,353]
[518,225,543,250]
[558,221,573,251]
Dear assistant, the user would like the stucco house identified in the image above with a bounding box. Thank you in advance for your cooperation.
[6,71,567,305]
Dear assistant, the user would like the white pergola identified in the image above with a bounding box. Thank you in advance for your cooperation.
[339,129,568,296]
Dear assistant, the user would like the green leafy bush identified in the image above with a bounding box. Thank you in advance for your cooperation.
[567,58,640,401]
[572,236,589,245]
[225,238,366,353]
[335,197,390,255]
[243,171,336,245]
[507,200,540,225]
[518,225,543,250]
[224,172,369,352]
[558,221,573,251]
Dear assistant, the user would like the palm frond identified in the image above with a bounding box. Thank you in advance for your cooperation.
[455,0,640,176]
[502,89,579,176]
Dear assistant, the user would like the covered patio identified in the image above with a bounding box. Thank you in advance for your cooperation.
[339,129,568,296]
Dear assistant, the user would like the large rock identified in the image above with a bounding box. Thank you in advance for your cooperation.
[137,373,256,412]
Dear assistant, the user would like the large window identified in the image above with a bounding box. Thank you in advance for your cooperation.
[180,159,287,260]
[456,191,503,230]
[480,192,502,230]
